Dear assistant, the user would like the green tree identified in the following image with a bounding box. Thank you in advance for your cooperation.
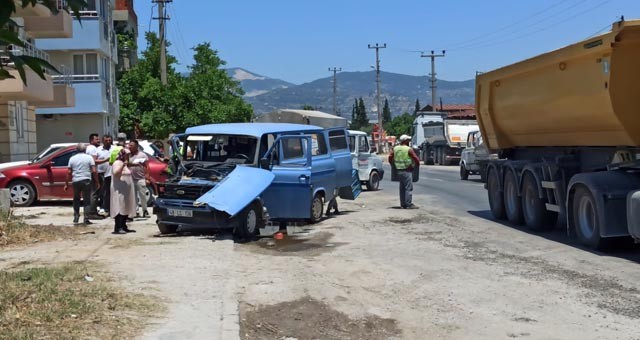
[382,98,391,124]
[414,98,421,115]
[0,0,86,83]
[350,98,358,127]
[386,112,414,137]
[350,97,369,130]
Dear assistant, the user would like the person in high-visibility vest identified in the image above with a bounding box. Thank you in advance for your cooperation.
[388,134,421,209]
[109,132,127,165]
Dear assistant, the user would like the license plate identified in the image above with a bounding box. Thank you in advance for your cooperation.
[168,209,193,217]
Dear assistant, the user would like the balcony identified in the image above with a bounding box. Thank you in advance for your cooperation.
[35,18,110,54]
[12,0,52,17]
[24,10,73,39]
[0,41,54,103]
[36,76,112,115]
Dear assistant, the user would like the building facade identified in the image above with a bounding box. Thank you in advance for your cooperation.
[35,0,120,150]
[113,0,138,74]
[0,2,75,162]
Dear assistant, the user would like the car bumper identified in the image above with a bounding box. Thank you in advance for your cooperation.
[153,198,234,231]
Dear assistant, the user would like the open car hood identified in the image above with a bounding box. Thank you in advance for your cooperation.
[194,166,275,217]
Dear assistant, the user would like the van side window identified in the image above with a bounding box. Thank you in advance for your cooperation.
[349,136,356,152]
[282,138,304,160]
[358,136,369,153]
[311,133,328,156]
[328,129,348,151]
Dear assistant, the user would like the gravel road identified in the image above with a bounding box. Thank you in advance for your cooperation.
[2,164,640,340]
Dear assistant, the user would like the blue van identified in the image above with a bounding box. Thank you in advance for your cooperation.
[153,123,356,237]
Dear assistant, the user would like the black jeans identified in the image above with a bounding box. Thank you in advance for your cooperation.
[102,176,112,212]
[72,179,92,220]
[89,173,105,215]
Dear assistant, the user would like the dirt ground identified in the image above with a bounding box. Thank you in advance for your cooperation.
[2,182,640,339]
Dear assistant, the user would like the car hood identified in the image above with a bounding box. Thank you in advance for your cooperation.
[0,161,30,171]
[194,166,275,217]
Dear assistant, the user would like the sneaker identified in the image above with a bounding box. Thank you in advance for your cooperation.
[123,228,137,233]
[142,211,150,219]
[98,208,108,216]
[406,204,419,209]
[83,220,94,225]
[112,229,127,235]
[73,215,79,224]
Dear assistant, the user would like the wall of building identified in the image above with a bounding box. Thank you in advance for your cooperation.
[35,113,115,150]
[0,102,38,162]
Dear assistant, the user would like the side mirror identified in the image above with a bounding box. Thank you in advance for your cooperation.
[41,161,53,169]
[260,158,270,170]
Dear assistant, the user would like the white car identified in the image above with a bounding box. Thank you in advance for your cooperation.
[0,143,76,171]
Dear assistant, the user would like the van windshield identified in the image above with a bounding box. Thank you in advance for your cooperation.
[184,134,258,165]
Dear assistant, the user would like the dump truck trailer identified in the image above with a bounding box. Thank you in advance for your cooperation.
[476,19,640,249]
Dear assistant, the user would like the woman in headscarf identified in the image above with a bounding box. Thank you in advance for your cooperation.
[110,148,137,234]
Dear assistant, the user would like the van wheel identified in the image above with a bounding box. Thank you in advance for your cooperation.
[234,201,264,238]
[157,223,178,234]
[366,171,380,191]
[572,186,604,249]
[460,163,469,180]
[504,170,524,225]
[522,173,556,231]
[487,168,506,220]
[9,180,36,207]
[309,194,324,224]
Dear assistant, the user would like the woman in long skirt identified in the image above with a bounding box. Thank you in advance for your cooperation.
[111,148,137,234]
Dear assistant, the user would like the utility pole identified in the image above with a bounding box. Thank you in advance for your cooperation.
[368,43,386,151]
[421,50,445,111]
[153,0,172,85]
[328,67,342,116]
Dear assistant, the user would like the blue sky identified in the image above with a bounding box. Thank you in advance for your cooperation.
[135,0,639,84]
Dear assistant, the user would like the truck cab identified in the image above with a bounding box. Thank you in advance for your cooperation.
[154,123,356,237]
[412,112,478,166]
[348,130,384,191]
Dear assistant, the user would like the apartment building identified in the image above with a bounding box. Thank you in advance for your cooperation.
[0,2,75,162]
[35,0,120,150]
[113,0,138,74]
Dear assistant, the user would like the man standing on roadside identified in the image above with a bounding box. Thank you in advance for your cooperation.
[388,135,421,209]
[85,133,106,218]
[128,140,151,218]
[97,135,114,216]
[65,143,100,224]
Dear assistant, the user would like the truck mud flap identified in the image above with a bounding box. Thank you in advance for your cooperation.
[194,166,275,217]
[627,190,640,241]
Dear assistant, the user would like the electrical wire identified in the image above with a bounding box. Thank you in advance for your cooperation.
[167,4,190,56]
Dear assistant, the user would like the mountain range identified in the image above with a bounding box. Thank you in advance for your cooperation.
[226,68,475,119]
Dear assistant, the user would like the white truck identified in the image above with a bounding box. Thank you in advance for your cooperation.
[412,112,478,166]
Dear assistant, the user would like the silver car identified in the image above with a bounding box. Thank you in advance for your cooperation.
[348,130,384,190]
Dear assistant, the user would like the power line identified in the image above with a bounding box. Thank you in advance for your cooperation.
[446,0,572,49]
[450,0,592,51]
[167,4,190,60]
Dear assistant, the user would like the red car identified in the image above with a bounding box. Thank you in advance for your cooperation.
[0,145,168,207]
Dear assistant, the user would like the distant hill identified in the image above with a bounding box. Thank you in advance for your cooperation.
[242,70,475,118]
[225,68,293,97]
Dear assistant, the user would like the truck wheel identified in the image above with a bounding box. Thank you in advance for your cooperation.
[234,201,264,238]
[426,147,434,165]
[504,170,524,225]
[157,223,178,234]
[460,163,469,180]
[366,171,380,191]
[572,186,604,249]
[309,194,324,224]
[522,173,556,231]
[487,168,506,220]
[9,180,36,207]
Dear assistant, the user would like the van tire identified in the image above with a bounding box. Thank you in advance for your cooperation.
[309,194,324,224]
[460,163,469,180]
[157,223,178,234]
[366,171,380,191]
[234,201,264,238]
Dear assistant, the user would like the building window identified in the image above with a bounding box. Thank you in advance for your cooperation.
[73,53,98,76]
[86,0,97,11]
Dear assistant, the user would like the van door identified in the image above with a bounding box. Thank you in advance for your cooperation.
[260,135,313,220]
[327,128,353,187]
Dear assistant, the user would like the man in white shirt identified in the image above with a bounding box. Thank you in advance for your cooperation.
[97,135,114,215]
[65,143,99,224]
[86,133,107,218]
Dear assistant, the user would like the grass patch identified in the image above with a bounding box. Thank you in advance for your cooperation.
[0,262,162,340]
[0,212,87,248]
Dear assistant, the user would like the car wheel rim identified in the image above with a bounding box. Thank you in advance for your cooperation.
[312,198,322,219]
[246,209,257,233]
[10,185,29,204]
[578,195,596,239]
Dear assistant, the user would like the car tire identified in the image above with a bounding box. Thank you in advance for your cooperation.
[522,173,557,231]
[234,201,264,239]
[8,180,36,207]
[146,185,156,207]
[366,171,380,191]
[308,194,324,224]
[487,168,506,220]
[504,170,524,225]
[460,163,469,180]
[572,186,604,249]
[157,223,178,234]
